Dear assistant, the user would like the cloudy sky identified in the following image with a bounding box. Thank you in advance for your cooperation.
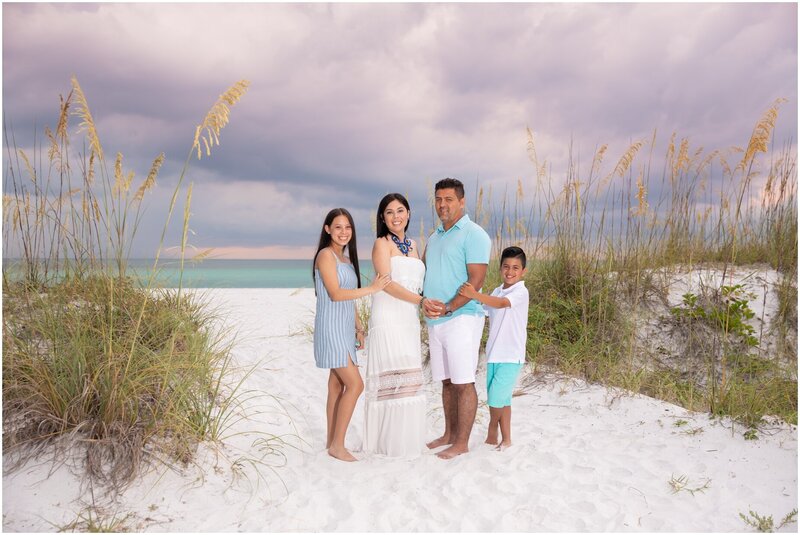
[3,2,797,259]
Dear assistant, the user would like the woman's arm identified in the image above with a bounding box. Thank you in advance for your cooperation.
[458,281,511,309]
[372,238,424,305]
[318,248,389,301]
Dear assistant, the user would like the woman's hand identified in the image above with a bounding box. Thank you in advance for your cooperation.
[459,282,477,299]
[370,272,391,293]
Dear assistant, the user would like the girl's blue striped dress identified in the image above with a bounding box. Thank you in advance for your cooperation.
[314,249,358,369]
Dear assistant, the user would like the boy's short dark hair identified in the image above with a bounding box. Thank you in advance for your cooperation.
[435,178,465,199]
[500,246,526,268]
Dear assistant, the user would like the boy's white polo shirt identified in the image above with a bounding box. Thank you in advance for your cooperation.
[485,280,529,363]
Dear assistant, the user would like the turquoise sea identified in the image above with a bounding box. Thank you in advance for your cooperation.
[2,258,376,288]
[128,258,376,288]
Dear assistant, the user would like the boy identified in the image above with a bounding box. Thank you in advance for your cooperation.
[459,246,528,450]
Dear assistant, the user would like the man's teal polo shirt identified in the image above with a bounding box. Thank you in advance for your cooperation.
[423,213,491,326]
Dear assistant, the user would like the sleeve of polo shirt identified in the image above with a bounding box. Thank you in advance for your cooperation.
[507,285,528,308]
[465,226,491,264]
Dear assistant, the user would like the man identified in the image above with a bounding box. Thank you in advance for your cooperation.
[422,178,491,459]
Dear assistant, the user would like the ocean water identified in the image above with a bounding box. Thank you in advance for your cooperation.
[127,258,376,288]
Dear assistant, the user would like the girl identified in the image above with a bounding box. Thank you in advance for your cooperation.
[313,208,390,461]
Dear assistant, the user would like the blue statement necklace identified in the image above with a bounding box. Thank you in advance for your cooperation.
[391,234,412,256]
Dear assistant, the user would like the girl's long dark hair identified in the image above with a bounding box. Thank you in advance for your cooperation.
[312,208,362,294]
[376,193,411,239]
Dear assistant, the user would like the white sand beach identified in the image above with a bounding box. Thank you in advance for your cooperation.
[3,288,797,532]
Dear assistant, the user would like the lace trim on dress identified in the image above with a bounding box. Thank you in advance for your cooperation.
[374,368,424,401]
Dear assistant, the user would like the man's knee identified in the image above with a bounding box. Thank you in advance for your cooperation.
[450,382,475,392]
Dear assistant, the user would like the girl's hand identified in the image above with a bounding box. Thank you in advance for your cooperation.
[370,272,391,292]
[459,282,477,298]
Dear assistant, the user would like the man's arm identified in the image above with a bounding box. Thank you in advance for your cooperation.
[446,263,487,313]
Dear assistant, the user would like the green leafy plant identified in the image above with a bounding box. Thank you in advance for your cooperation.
[739,508,798,532]
[744,429,759,440]
[670,285,758,347]
[668,474,711,495]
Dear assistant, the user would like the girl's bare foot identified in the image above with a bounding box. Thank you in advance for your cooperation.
[485,434,499,445]
[495,441,512,451]
[328,447,357,462]
[426,436,450,449]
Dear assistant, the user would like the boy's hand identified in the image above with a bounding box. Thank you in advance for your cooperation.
[458,282,477,299]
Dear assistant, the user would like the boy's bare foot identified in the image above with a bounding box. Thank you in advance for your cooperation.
[436,444,468,459]
[426,436,451,449]
[495,441,512,451]
[328,447,357,462]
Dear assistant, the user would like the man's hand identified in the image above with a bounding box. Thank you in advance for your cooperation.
[423,298,446,319]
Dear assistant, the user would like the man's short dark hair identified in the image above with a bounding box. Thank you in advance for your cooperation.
[500,246,526,268]
[435,178,465,199]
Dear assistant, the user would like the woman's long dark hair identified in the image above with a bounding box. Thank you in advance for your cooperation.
[376,193,411,239]
[312,208,362,294]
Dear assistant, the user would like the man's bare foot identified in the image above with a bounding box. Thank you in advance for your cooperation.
[495,441,512,451]
[485,435,498,446]
[436,444,468,459]
[328,447,357,462]
[426,436,451,449]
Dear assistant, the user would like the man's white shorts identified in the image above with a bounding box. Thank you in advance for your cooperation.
[428,313,485,384]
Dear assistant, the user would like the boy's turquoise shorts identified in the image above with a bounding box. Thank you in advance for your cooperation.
[486,362,524,408]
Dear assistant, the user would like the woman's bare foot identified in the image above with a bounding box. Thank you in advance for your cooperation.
[485,434,499,446]
[495,441,512,451]
[426,436,451,449]
[328,447,357,462]
[436,444,468,459]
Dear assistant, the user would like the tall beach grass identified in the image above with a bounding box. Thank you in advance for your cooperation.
[476,99,797,427]
[3,78,250,489]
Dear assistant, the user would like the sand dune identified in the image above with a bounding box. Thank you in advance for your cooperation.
[3,288,797,532]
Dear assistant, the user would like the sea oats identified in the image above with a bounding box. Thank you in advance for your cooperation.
[19,150,36,185]
[92,198,102,222]
[87,150,96,185]
[632,171,648,216]
[193,80,250,160]
[135,153,164,201]
[665,132,676,167]
[192,248,214,262]
[71,77,103,160]
[45,127,60,163]
[593,144,609,183]
[56,91,72,141]
[674,138,690,176]
[719,154,732,177]
[113,153,124,196]
[607,140,643,182]
[738,98,786,172]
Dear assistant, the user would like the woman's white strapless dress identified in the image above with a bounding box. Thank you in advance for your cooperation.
[363,255,426,457]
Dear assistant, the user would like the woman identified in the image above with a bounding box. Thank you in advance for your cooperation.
[313,208,390,462]
[363,194,427,457]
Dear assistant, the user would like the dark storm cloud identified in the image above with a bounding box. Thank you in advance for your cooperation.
[3,3,796,257]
